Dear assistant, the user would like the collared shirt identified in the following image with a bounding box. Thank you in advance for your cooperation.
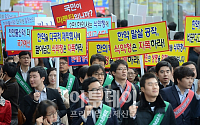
[175,85,200,102]
[20,66,29,81]
[175,85,189,103]
[159,81,172,89]
[35,87,47,103]
[115,80,127,93]
[81,102,103,123]
[0,96,5,106]
[4,79,11,83]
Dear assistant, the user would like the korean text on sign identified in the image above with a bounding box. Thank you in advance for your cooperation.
[31,28,87,58]
[145,40,189,66]
[5,26,32,51]
[184,16,200,47]
[88,41,143,68]
[108,21,169,58]
[1,14,46,38]
[67,17,111,37]
[51,0,96,27]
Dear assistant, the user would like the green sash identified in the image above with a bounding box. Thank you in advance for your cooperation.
[149,101,169,125]
[95,104,111,125]
[64,73,75,94]
[15,72,33,94]
[103,74,113,87]
[59,86,68,96]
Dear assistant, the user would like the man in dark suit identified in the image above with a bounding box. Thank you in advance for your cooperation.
[71,77,118,125]
[105,60,140,125]
[160,66,200,125]
[155,61,174,89]
[128,73,176,125]
[22,66,67,125]
[16,51,32,110]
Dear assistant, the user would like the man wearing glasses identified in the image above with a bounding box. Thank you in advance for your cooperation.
[59,57,79,124]
[72,77,118,125]
[16,51,32,110]
[106,60,140,125]
[90,54,114,87]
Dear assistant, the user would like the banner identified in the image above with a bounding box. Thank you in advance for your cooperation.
[35,17,55,26]
[0,39,3,65]
[108,21,169,58]
[68,54,88,66]
[66,17,111,37]
[0,12,18,20]
[51,0,96,27]
[145,40,189,66]
[184,16,200,47]
[33,26,56,30]
[88,41,143,68]
[1,14,46,38]
[19,12,33,16]
[7,51,22,56]
[31,28,87,58]
[5,26,33,51]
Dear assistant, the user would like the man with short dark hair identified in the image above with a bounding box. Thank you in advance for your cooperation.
[1,62,19,125]
[22,66,67,125]
[90,54,113,87]
[59,57,79,124]
[155,61,173,89]
[160,66,200,125]
[168,22,177,31]
[16,51,32,109]
[128,73,176,125]
[182,61,199,92]
[71,77,118,125]
[174,32,184,40]
[107,60,139,125]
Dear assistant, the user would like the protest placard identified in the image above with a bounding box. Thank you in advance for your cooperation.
[145,40,189,66]
[5,25,33,51]
[35,17,55,26]
[7,51,22,56]
[1,14,46,38]
[31,28,87,58]
[68,54,88,66]
[184,16,200,47]
[0,12,18,20]
[67,17,111,37]
[88,40,143,68]
[108,21,169,58]
[51,0,96,27]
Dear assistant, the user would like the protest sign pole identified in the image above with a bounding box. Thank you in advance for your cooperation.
[31,58,35,68]
[55,57,59,88]
[128,14,144,76]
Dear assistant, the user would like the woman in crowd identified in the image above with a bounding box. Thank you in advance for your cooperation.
[0,79,11,125]
[127,68,140,89]
[46,68,69,125]
[34,100,65,125]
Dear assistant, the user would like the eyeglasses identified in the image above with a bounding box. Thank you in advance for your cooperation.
[46,111,57,118]
[93,72,104,77]
[88,86,103,92]
[116,67,128,71]
[60,62,67,65]
[20,57,30,60]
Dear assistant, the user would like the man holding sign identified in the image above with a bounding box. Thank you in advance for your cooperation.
[128,73,176,125]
